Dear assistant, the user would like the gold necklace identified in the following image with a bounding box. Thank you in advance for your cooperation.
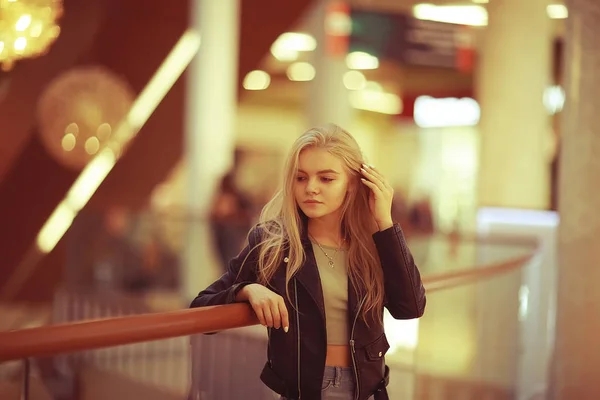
[310,235,343,268]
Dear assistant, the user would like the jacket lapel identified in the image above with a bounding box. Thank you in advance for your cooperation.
[294,235,326,322]
[286,216,326,322]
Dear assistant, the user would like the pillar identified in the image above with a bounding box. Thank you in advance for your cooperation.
[550,0,600,397]
[184,0,240,299]
[307,0,354,128]
[474,1,555,397]
[476,0,554,209]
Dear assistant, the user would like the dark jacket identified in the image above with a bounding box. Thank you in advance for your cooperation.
[190,222,426,400]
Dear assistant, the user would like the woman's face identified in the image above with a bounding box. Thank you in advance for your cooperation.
[294,147,351,220]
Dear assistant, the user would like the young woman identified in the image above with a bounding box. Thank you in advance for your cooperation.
[190,124,426,400]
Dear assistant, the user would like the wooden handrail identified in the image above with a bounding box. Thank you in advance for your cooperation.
[0,303,258,362]
[425,253,533,292]
[425,252,534,285]
[0,238,538,363]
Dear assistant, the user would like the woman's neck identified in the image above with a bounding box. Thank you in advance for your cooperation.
[307,214,344,248]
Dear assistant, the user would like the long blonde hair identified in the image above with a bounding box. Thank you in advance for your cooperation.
[254,124,385,323]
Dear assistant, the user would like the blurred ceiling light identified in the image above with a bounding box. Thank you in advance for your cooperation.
[15,14,32,31]
[364,81,383,92]
[96,123,112,140]
[547,4,568,19]
[271,32,317,62]
[277,32,317,51]
[287,62,316,82]
[37,148,117,253]
[543,85,565,115]
[271,47,299,62]
[61,133,76,152]
[472,0,488,3]
[37,203,77,254]
[346,51,379,70]
[125,31,201,133]
[65,122,79,135]
[0,0,63,71]
[414,96,480,128]
[13,37,27,52]
[343,70,366,90]
[243,70,271,90]
[84,137,100,155]
[349,89,402,115]
[68,150,116,212]
[413,4,488,26]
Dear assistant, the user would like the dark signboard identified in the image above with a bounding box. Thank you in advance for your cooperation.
[349,10,475,71]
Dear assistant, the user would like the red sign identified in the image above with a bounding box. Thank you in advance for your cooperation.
[326,1,350,58]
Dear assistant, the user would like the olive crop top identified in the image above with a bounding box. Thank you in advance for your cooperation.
[311,242,349,345]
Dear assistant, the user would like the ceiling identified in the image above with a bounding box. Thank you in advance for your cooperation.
[244,0,566,111]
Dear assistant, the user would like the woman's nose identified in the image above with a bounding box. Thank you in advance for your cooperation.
[306,179,319,194]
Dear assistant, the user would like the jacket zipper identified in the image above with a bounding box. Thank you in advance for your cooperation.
[294,279,302,400]
[349,297,366,400]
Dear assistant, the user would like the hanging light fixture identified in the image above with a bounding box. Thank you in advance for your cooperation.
[0,0,64,71]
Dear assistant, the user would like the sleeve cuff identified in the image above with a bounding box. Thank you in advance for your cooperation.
[227,281,253,303]
[372,223,403,240]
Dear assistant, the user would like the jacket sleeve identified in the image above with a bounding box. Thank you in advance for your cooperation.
[372,223,426,319]
[189,227,262,308]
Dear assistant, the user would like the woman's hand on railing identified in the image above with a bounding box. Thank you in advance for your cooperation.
[236,284,289,332]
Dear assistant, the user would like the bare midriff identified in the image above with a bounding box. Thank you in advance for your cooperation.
[326,345,352,367]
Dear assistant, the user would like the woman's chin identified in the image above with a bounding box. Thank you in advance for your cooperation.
[299,207,325,219]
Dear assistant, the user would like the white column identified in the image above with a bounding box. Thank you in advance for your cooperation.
[476,0,554,209]
[550,0,600,398]
[307,0,354,128]
[475,1,555,398]
[184,0,240,300]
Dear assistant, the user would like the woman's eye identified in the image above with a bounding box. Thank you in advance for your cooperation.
[321,177,334,182]
[296,176,306,182]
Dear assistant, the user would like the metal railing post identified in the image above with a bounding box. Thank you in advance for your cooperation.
[20,358,30,400]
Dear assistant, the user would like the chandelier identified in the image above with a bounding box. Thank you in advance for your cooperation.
[0,0,63,71]
[37,66,135,170]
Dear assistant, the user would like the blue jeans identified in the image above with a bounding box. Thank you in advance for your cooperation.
[280,366,374,399]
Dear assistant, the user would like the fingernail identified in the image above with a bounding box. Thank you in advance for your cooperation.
[284,326,289,333]
[362,163,369,169]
